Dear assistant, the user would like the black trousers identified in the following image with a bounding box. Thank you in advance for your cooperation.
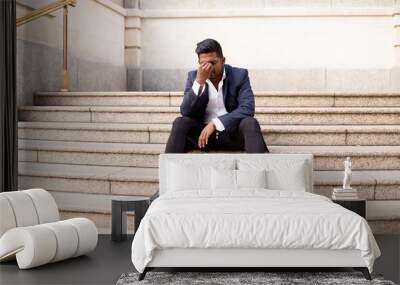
[165,116,269,153]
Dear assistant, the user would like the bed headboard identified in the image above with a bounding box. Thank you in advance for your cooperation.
[159,153,314,195]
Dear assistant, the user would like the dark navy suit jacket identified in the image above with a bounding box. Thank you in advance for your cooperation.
[180,64,255,132]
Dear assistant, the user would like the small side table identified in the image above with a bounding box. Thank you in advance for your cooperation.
[332,199,366,218]
[111,196,151,242]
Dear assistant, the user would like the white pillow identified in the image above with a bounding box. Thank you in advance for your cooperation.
[266,167,307,191]
[211,168,236,190]
[238,159,309,192]
[211,168,268,191]
[236,169,267,189]
[167,159,235,192]
[168,162,209,191]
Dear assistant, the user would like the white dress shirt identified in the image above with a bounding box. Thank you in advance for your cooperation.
[191,68,227,131]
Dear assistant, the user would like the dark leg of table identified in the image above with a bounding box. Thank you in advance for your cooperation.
[112,201,127,242]
[134,202,149,232]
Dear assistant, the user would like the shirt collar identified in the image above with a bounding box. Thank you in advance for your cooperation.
[206,67,226,86]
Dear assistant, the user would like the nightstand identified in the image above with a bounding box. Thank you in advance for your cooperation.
[332,199,366,218]
[111,196,151,242]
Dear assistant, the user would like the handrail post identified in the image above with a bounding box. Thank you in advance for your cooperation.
[61,5,69,91]
[16,0,76,91]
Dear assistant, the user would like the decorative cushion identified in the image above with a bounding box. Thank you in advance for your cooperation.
[159,154,313,194]
[167,159,236,192]
[238,159,309,191]
[211,168,236,190]
[237,169,268,189]
[211,168,268,191]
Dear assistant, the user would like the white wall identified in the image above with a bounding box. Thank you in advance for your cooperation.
[135,0,399,91]
[15,0,400,95]
[16,0,126,105]
[141,16,394,69]
[17,0,125,65]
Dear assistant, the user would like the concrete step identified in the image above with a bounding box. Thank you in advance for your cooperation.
[18,162,158,196]
[59,209,135,235]
[18,121,400,146]
[314,170,400,200]
[18,106,400,125]
[18,139,400,170]
[18,162,400,200]
[55,190,398,223]
[60,207,400,235]
[34,91,400,107]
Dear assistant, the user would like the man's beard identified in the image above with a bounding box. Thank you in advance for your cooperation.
[209,72,218,79]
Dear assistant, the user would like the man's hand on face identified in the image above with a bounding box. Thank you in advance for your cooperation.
[198,121,216,149]
[196,62,213,86]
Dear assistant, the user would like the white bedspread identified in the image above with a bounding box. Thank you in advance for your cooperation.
[131,190,380,273]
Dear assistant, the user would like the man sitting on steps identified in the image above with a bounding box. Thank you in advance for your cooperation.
[165,38,269,153]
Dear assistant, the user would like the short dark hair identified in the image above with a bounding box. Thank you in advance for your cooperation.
[195,38,223,58]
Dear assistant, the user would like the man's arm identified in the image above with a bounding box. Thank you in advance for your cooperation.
[180,72,207,117]
[217,69,255,130]
[192,80,206,96]
[180,62,212,117]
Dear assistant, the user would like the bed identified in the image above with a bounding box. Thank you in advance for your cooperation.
[131,153,381,281]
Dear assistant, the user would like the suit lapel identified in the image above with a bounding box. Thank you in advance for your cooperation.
[222,65,229,106]
[204,83,209,102]
[200,82,209,107]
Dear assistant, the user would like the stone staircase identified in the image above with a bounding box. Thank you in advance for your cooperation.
[18,91,400,234]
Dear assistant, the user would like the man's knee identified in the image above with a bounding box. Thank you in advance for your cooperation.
[239,117,260,133]
[171,116,196,131]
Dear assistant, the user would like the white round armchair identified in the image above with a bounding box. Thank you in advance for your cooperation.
[0,188,98,269]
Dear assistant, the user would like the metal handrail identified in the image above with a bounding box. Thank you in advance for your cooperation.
[17,0,76,27]
[16,0,77,91]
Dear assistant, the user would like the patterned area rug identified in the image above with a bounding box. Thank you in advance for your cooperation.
[116,271,396,285]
